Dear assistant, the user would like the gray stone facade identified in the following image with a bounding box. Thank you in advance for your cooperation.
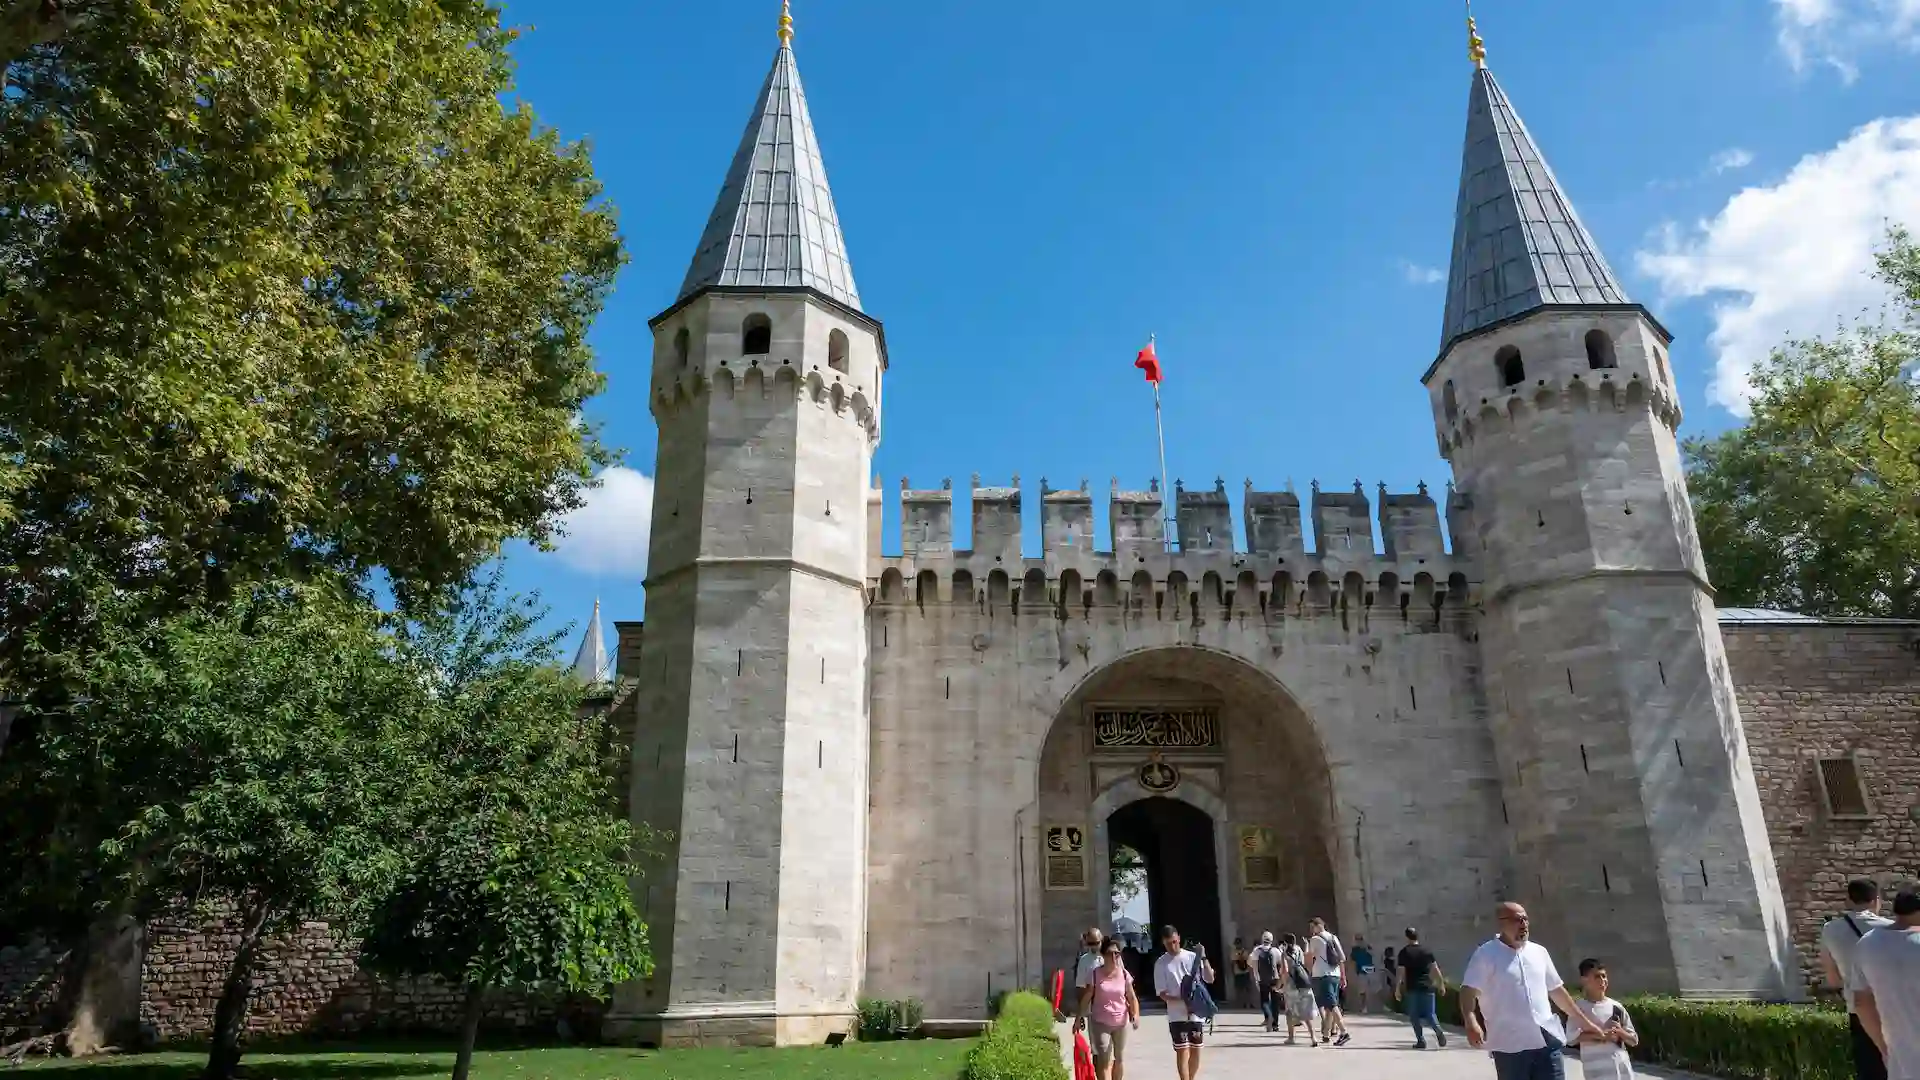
[604,25,1815,1051]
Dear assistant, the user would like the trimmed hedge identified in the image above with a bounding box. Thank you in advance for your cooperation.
[1623,997,1849,1080]
[1386,990,1849,1080]
[856,997,926,1041]
[965,990,1067,1080]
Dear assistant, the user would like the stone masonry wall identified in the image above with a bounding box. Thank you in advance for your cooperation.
[1725,621,1920,995]
[3,914,602,1044]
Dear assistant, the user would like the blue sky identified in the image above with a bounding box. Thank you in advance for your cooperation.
[496,0,1920,655]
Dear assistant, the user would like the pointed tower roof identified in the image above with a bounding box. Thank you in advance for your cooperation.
[1439,65,1632,352]
[676,9,861,311]
[570,598,610,683]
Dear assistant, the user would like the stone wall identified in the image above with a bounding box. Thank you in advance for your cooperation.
[1725,620,1920,994]
[0,941,66,1038]
[3,914,602,1044]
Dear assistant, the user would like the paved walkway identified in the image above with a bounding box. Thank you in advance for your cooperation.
[1059,1010,1705,1080]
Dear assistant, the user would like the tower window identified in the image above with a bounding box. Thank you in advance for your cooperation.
[1655,348,1671,386]
[1585,329,1617,370]
[673,327,690,370]
[828,328,850,373]
[1495,345,1525,388]
[742,313,773,356]
[1443,380,1459,424]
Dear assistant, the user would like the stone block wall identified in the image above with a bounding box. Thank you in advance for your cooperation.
[1,941,66,1038]
[1724,621,1920,994]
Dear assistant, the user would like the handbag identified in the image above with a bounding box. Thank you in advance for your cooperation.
[1073,1030,1097,1080]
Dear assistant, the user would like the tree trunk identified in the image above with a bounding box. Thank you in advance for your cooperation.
[202,902,270,1080]
[65,914,146,1056]
[450,984,484,1080]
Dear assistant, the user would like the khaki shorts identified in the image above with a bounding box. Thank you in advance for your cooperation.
[1089,1021,1129,1064]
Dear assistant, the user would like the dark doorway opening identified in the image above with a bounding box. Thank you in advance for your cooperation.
[1107,797,1223,1004]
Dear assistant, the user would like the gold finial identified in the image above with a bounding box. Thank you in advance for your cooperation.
[1466,2,1486,68]
[778,0,794,45]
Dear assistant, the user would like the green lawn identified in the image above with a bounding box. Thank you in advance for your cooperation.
[14,1040,978,1080]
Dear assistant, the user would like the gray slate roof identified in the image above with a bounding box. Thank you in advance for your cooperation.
[1440,68,1628,349]
[678,43,861,311]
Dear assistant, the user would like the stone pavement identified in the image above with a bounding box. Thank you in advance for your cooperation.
[1059,1011,1708,1080]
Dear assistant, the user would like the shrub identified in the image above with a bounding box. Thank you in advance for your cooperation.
[965,990,1064,1080]
[856,997,928,1041]
[1623,996,1849,1080]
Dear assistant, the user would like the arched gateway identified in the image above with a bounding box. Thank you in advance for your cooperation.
[1034,647,1342,993]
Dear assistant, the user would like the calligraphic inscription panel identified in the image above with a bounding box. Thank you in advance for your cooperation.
[1093,707,1220,749]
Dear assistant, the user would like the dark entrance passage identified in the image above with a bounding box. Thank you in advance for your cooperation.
[1107,797,1223,1004]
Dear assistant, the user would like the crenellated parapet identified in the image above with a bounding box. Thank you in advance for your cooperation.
[870,475,1475,620]
[648,360,880,443]
[1436,369,1681,462]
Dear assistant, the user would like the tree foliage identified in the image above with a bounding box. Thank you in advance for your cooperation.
[1686,228,1920,618]
[362,575,650,1080]
[0,0,621,689]
[0,585,428,1077]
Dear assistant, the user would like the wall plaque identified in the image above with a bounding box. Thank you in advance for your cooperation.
[1242,855,1282,889]
[1046,854,1088,890]
[1046,825,1085,854]
[1093,707,1220,749]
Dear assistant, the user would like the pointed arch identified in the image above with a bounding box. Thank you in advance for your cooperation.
[1495,344,1525,387]
[742,313,772,355]
[1584,328,1617,370]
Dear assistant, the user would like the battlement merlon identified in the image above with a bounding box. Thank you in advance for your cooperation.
[872,477,1466,577]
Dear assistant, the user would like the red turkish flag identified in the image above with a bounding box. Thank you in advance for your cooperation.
[1134,337,1162,384]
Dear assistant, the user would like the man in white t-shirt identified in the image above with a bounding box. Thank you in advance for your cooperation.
[1856,890,1920,1080]
[1460,902,1609,1080]
[1306,917,1350,1045]
[1822,878,1895,1080]
[1075,928,1107,991]
[1152,924,1214,1080]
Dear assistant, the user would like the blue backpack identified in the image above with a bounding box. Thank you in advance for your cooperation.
[1181,948,1218,1020]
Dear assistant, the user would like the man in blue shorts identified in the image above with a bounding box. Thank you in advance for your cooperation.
[1306,917,1350,1046]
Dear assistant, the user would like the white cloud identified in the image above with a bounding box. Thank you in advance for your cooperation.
[1636,115,1920,413]
[1773,0,1920,79]
[1400,260,1446,286]
[1711,147,1756,174]
[551,466,654,577]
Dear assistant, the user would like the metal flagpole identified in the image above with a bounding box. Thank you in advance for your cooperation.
[1149,334,1175,551]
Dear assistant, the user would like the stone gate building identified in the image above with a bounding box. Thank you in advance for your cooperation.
[590,11,1919,1052]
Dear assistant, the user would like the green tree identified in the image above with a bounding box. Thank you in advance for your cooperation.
[1686,228,1920,618]
[0,586,428,1078]
[0,0,620,681]
[362,576,651,1080]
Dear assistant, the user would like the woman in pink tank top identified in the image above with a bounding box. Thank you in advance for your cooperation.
[1074,938,1140,1080]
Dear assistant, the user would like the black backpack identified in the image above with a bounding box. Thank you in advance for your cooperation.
[1287,949,1312,991]
[1255,945,1280,986]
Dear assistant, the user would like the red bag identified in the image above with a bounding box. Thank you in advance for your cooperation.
[1073,1030,1097,1080]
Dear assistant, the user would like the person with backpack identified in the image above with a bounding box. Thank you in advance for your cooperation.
[1251,931,1285,1032]
[1152,925,1215,1080]
[1281,932,1321,1046]
[1822,878,1895,1080]
[1307,917,1351,1045]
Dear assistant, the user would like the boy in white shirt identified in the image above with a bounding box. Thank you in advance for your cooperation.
[1563,958,1638,1080]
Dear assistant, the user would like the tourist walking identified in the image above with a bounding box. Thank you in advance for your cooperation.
[1395,926,1449,1050]
[1461,902,1610,1080]
[1306,917,1351,1045]
[1824,879,1895,1080]
[1855,889,1920,1080]
[1281,933,1321,1047]
[1152,925,1214,1080]
[1351,935,1376,1014]
[1562,959,1637,1080]
[1232,937,1252,1010]
[1077,928,1108,992]
[1251,931,1284,1032]
[1075,938,1141,1080]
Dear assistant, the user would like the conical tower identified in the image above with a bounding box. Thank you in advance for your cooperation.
[1424,22,1793,998]
[570,598,610,683]
[606,2,883,1047]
